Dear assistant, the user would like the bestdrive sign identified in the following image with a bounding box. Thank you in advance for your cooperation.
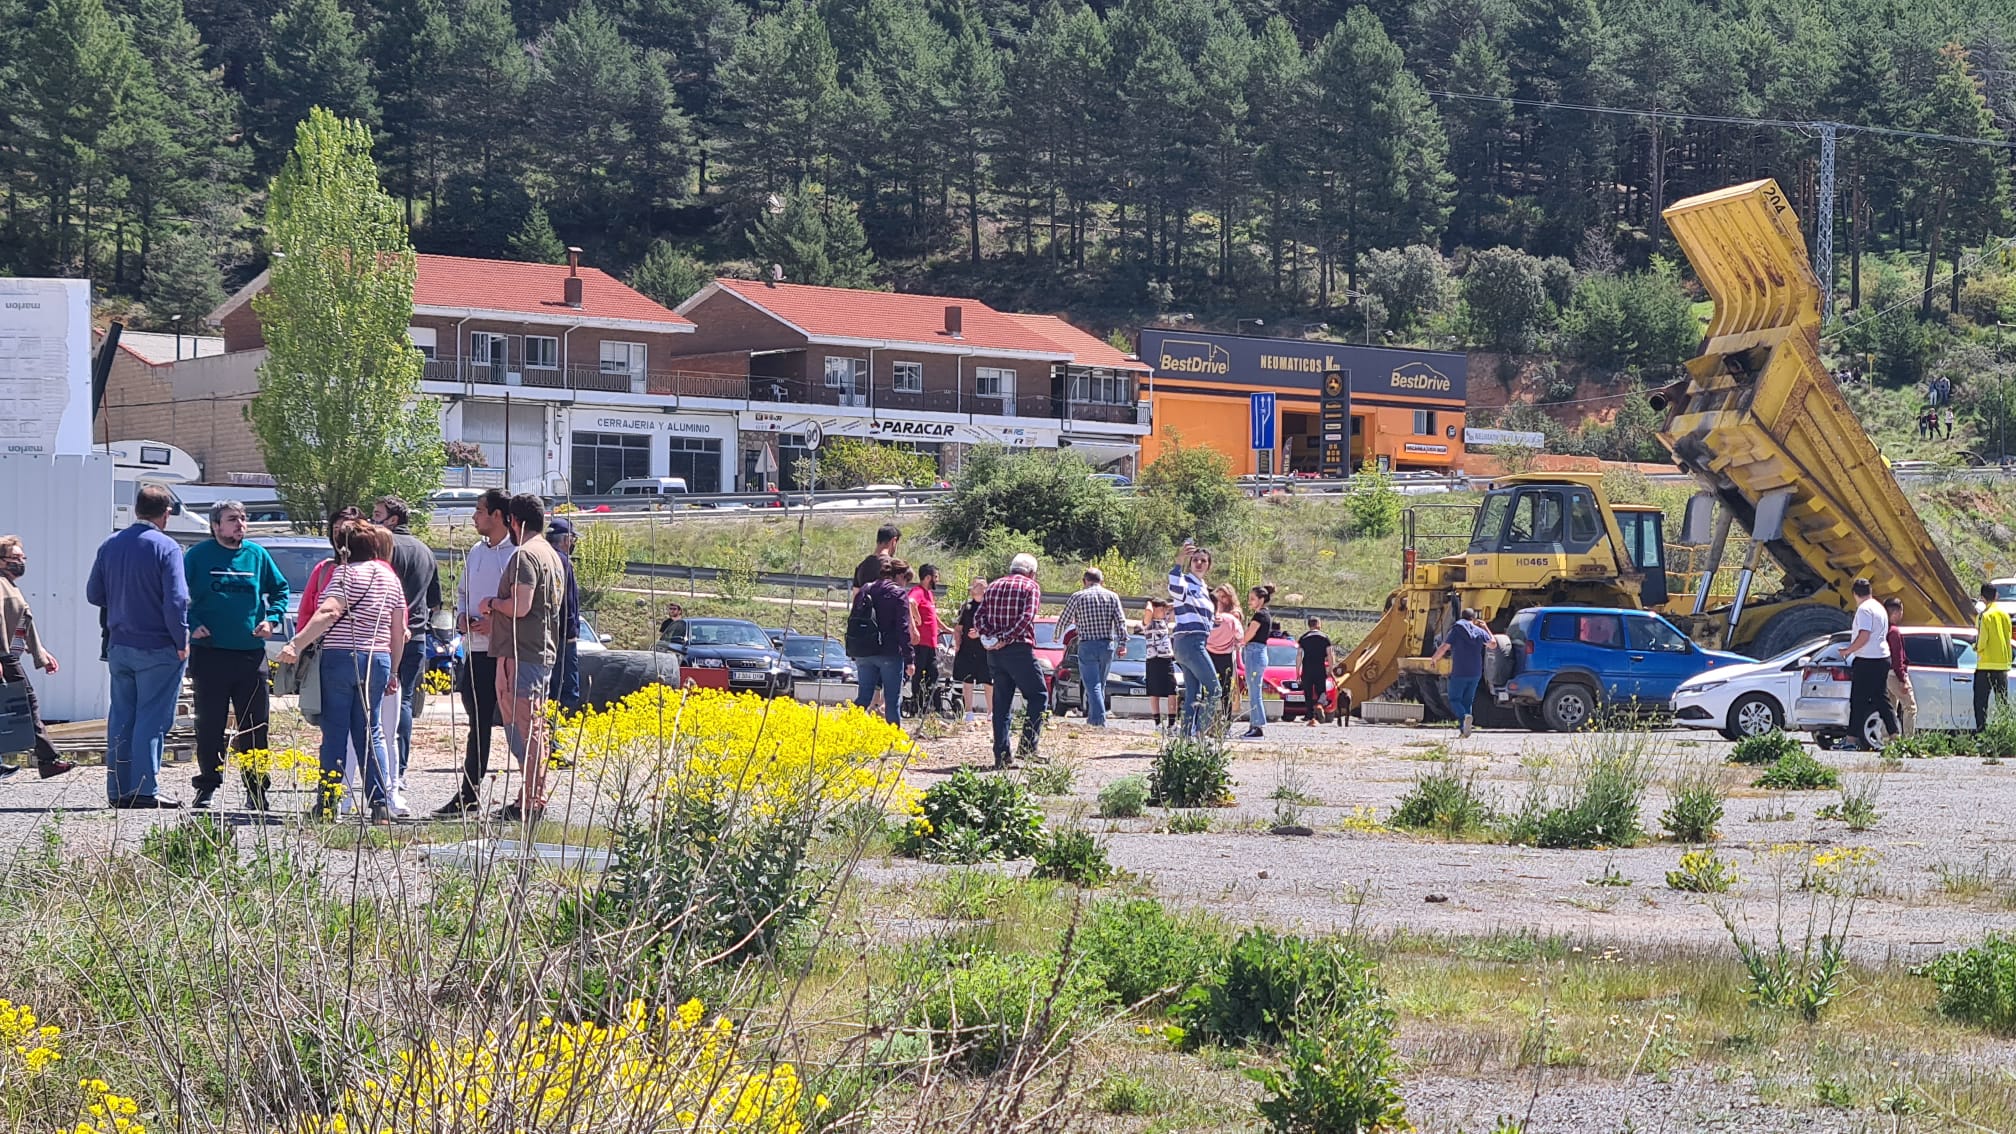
[1137,328,1467,402]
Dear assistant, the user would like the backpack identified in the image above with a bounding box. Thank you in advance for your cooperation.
[845,585,882,658]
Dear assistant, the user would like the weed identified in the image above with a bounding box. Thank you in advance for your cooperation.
[1162,810,1214,834]
[1031,827,1114,887]
[1507,732,1654,849]
[1982,701,2016,759]
[1175,928,1375,1048]
[896,768,1046,863]
[926,869,1029,921]
[1814,775,1881,830]
[904,949,1111,1073]
[1883,730,1980,758]
[1751,748,1839,790]
[1079,898,1223,1007]
[1390,758,1497,837]
[140,815,235,877]
[1338,806,1388,834]
[1917,934,2016,1034]
[1271,750,1314,828]
[1097,1073,1171,1116]
[1815,1078,1854,1108]
[1659,761,1726,842]
[1249,1000,1409,1134]
[1023,759,1076,796]
[1718,844,1868,1022]
[1746,795,1797,822]
[1585,859,1632,888]
[1729,730,1803,766]
[1666,849,1737,893]
[1149,734,1234,808]
[1934,852,2009,898]
[1098,775,1149,819]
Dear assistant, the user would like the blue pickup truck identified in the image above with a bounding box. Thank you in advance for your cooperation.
[1499,606,1751,731]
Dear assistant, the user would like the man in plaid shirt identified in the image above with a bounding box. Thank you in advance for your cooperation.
[977,553,1046,768]
[1057,567,1126,727]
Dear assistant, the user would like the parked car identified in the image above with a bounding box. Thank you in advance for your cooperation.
[1031,616,1066,684]
[1255,638,1336,720]
[1501,606,1751,731]
[577,615,610,654]
[608,477,691,507]
[1988,577,2016,618]
[1051,633,1183,713]
[657,617,792,696]
[1088,472,1132,488]
[780,634,856,685]
[1671,633,1847,740]
[1792,626,1979,748]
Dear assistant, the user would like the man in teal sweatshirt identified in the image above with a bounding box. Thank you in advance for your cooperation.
[184,501,290,809]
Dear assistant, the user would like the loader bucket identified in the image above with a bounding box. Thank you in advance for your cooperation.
[1333,601,1415,715]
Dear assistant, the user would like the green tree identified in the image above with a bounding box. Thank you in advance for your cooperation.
[1136,432,1247,545]
[1442,31,1512,244]
[1345,461,1401,538]
[627,239,710,307]
[791,437,937,489]
[1561,257,1697,372]
[1462,246,1549,351]
[141,226,226,323]
[250,109,442,527]
[929,446,1124,560]
[570,521,627,611]
[1914,46,2010,319]
[944,22,1003,264]
[435,0,530,184]
[714,1,839,199]
[505,204,565,263]
[247,0,378,173]
[119,0,244,293]
[1360,245,1454,336]
[368,0,447,226]
[9,0,138,274]
[748,181,878,288]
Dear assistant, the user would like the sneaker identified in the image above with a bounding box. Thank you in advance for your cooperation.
[38,760,76,779]
[496,802,544,824]
[1241,727,1265,739]
[0,764,19,778]
[369,804,395,826]
[114,795,175,809]
[388,782,413,818]
[431,796,479,819]
[191,786,216,810]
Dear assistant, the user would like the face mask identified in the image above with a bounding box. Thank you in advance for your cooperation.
[3,562,23,580]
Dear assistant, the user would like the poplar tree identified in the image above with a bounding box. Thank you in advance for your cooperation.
[251,108,442,527]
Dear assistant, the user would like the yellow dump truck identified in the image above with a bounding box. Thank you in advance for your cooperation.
[1334,179,1974,722]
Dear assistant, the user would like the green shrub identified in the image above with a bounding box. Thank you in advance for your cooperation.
[1666,849,1737,893]
[1098,775,1149,818]
[141,815,235,877]
[1079,898,1223,1008]
[1752,749,1840,791]
[1249,1000,1409,1134]
[1344,462,1402,539]
[1982,702,2016,760]
[896,768,1045,863]
[1389,760,1495,836]
[1023,760,1075,796]
[1162,810,1214,834]
[1883,731,1979,759]
[1729,730,1804,766]
[1918,935,2016,1034]
[1030,828,1113,887]
[906,950,1111,1072]
[927,446,1125,560]
[1659,763,1726,843]
[1815,777,1881,831]
[1149,735,1235,808]
[604,793,819,960]
[1097,1072,1172,1116]
[1507,735,1652,849]
[1176,928,1376,1048]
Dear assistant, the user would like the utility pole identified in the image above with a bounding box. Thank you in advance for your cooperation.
[1815,122,1838,321]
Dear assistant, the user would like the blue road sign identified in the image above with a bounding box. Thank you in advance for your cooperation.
[1250,392,1276,451]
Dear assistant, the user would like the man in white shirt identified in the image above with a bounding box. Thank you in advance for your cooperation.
[1842,577,1900,749]
[435,489,519,816]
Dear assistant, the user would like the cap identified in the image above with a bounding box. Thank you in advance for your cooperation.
[546,517,576,537]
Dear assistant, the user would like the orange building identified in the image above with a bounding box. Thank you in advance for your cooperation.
[1136,329,1468,475]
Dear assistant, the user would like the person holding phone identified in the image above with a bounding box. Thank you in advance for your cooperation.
[1166,540,1221,737]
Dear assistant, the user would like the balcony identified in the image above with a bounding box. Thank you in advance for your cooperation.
[423,357,746,400]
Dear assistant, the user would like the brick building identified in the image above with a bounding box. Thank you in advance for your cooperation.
[94,331,268,481]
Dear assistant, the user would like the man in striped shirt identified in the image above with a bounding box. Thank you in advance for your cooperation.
[1167,541,1221,737]
[1058,568,1126,727]
[977,553,1046,768]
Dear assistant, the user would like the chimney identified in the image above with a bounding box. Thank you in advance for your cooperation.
[564,245,584,308]
[944,304,963,339]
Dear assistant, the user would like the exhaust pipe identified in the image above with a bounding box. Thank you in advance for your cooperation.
[1647,377,1689,414]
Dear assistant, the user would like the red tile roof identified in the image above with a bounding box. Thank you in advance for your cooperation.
[704,279,1077,357]
[412,254,692,327]
[1004,314,1150,372]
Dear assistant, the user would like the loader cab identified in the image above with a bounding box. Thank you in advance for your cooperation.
[1613,505,1669,607]
[1466,482,1610,589]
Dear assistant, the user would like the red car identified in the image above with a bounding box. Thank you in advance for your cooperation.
[1254,637,1337,720]
[1032,616,1066,688]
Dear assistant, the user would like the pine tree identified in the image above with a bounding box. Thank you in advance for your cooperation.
[119,0,244,291]
[247,0,378,173]
[1507,0,1611,253]
[505,204,565,263]
[1245,15,1306,296]
[251,108,441,525]
[943,23,1003,264]
[1443,32,1512,245]
[10,0,139,274]
[714,1,839,200]
[142,224,226,321]
[1915,46,2010,319]
[436,0,530,185]
[627,239,710,306]
[369,0,448,226]
[748,182,879,289]
[531,1,646,231]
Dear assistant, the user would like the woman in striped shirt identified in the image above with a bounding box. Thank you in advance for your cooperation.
[280,520,409,824]
[1166,541,1221,737]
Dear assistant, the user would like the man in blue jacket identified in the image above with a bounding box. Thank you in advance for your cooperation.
[86,485,190,808]
[183,501,289,809]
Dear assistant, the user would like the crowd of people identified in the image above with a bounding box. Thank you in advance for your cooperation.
[1845,577,2013,748]
[1,486,574,825]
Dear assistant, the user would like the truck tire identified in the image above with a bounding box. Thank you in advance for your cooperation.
[1721,692,1783,741]
[1542,681,1598,732]
[1746,604,1854,660]
[1415,675,1455,722]
[578,649,682,710]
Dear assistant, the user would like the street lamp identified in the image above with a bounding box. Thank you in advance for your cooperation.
[170,314,182,361]
[1339,290,1372,345]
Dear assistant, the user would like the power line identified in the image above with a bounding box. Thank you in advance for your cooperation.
[1424,89,2016,150]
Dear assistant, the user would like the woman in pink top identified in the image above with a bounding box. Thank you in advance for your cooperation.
[907,564,942,716]
[280,519,409,823]
[1207,585,1243,719]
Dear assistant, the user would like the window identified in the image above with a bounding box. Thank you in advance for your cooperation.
[526,336,558,369]
[600,341,646,377]
[407,327,437,359]
[823,356,866,389]
[976,366,1014,399]
[1069,372,1132,404]
[1413,410,1438,436]
[666,436,722,493]
[1507,490,1564,544]
[470,332,503,365]
[570,431,651,495]
[1626,616,1691,653]
[1470,493,1511,554]
[1902,633,1949,668]
[1576,615,1623,648]
[891,361,924,394]
[1569,492,1601,543]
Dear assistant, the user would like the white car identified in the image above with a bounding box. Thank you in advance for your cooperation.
[1672,633,1846,740]
[1792,626,1981,748]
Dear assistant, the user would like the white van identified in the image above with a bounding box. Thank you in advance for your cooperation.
[608,477,690,507]
[112,480,209,535]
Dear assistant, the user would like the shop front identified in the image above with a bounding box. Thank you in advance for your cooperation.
[563,408,735,495]
[737,410,1089,490]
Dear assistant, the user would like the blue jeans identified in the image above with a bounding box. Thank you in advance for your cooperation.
[989,642,1048,763]
[320,648,393,808]
[395,638,424,774]
[549,640,582,713]
[1076,638,1116,726]
[854,654,905,724]
[106,645,186,802]
[1171,632,1220,738]
[1449,674,1482,722]
[1242,642,1270,729]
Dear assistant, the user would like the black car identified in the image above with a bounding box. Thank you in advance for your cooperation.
[658,617,794,697]
[781,634,856,684]
[1052,633,1179,714]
